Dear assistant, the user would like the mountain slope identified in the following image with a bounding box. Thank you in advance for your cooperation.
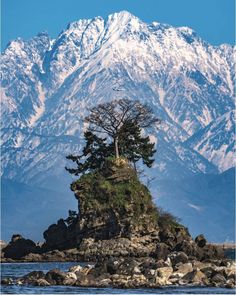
[1,11,235,241]
[154,168,235,243]
[186,110,235,172]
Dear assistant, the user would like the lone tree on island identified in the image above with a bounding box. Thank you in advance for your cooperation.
[66,99,160,176]
[85,99,160,158]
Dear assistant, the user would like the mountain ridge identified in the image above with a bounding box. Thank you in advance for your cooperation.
[1,11,235,242]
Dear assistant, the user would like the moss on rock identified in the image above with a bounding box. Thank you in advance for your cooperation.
[71,158,159,241]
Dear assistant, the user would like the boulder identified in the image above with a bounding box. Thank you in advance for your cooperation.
[173,263,193,278]
[154,243,170,260]
[211,273,226,285]
[155,266,173,286]
[63,273,77,286]
[169,251,188,265]
[195,234,207,248]
[106,258,121,275]
[182,269,206,284]
[23,271,45,281]
[174,240,198,258]
[116,258,140,275]
[156,266,173,281]
[45,269,67,285]
[224,268,236,280]
[158,229,176,248]
[3,234,39,259]
[226,279,236,289]
[130,273,148,287]
[201,244,224,260]
[1,278,13,285]
[200,266,216,278]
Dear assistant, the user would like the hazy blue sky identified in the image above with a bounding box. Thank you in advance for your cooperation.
[2,0,235,49]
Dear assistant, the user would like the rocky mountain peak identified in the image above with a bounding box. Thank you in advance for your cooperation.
[1,11,235,242]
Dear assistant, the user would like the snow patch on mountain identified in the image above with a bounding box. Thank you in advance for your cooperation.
[29,82,46,126]
[0,10,235,186]
[187,110,235,172]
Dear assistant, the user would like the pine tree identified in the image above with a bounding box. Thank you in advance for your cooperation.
[84,99,159,158]
[66,123,157,175]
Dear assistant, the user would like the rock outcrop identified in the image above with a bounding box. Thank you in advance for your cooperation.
[2,234,40,259]
[2,159,226,265]
[39,158,224,263]
[43,158,161,252]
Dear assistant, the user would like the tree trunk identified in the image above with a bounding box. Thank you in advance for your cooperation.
[114,137,119,158]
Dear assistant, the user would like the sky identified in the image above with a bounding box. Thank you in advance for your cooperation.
[1,0,235,50]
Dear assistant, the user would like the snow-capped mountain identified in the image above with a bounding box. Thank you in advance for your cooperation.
[1,11,235,241]
[187,110,235,172]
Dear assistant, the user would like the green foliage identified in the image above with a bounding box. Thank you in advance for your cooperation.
[157,208,181,228]
[66,122,156,176]
[65,131,112,175]
[71,161,159,226]
[113,121,156,168]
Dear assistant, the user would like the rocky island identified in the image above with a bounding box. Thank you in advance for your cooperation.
[1,158,235,289]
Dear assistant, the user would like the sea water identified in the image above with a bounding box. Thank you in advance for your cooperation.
[0,262,234,294]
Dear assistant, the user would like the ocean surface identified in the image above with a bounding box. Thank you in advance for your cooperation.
[0,262,234,294]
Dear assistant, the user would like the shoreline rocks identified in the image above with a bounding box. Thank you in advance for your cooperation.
[1,257,235,289]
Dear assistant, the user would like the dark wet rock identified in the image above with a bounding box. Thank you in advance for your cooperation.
[23,271,45,281]
[11,234,23,243]
[195,234,207,248]
[45,269,67,285]
[3,234,39,259]
[1,278,13,285]
[31,279,51,286]
[106,257,121,274]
